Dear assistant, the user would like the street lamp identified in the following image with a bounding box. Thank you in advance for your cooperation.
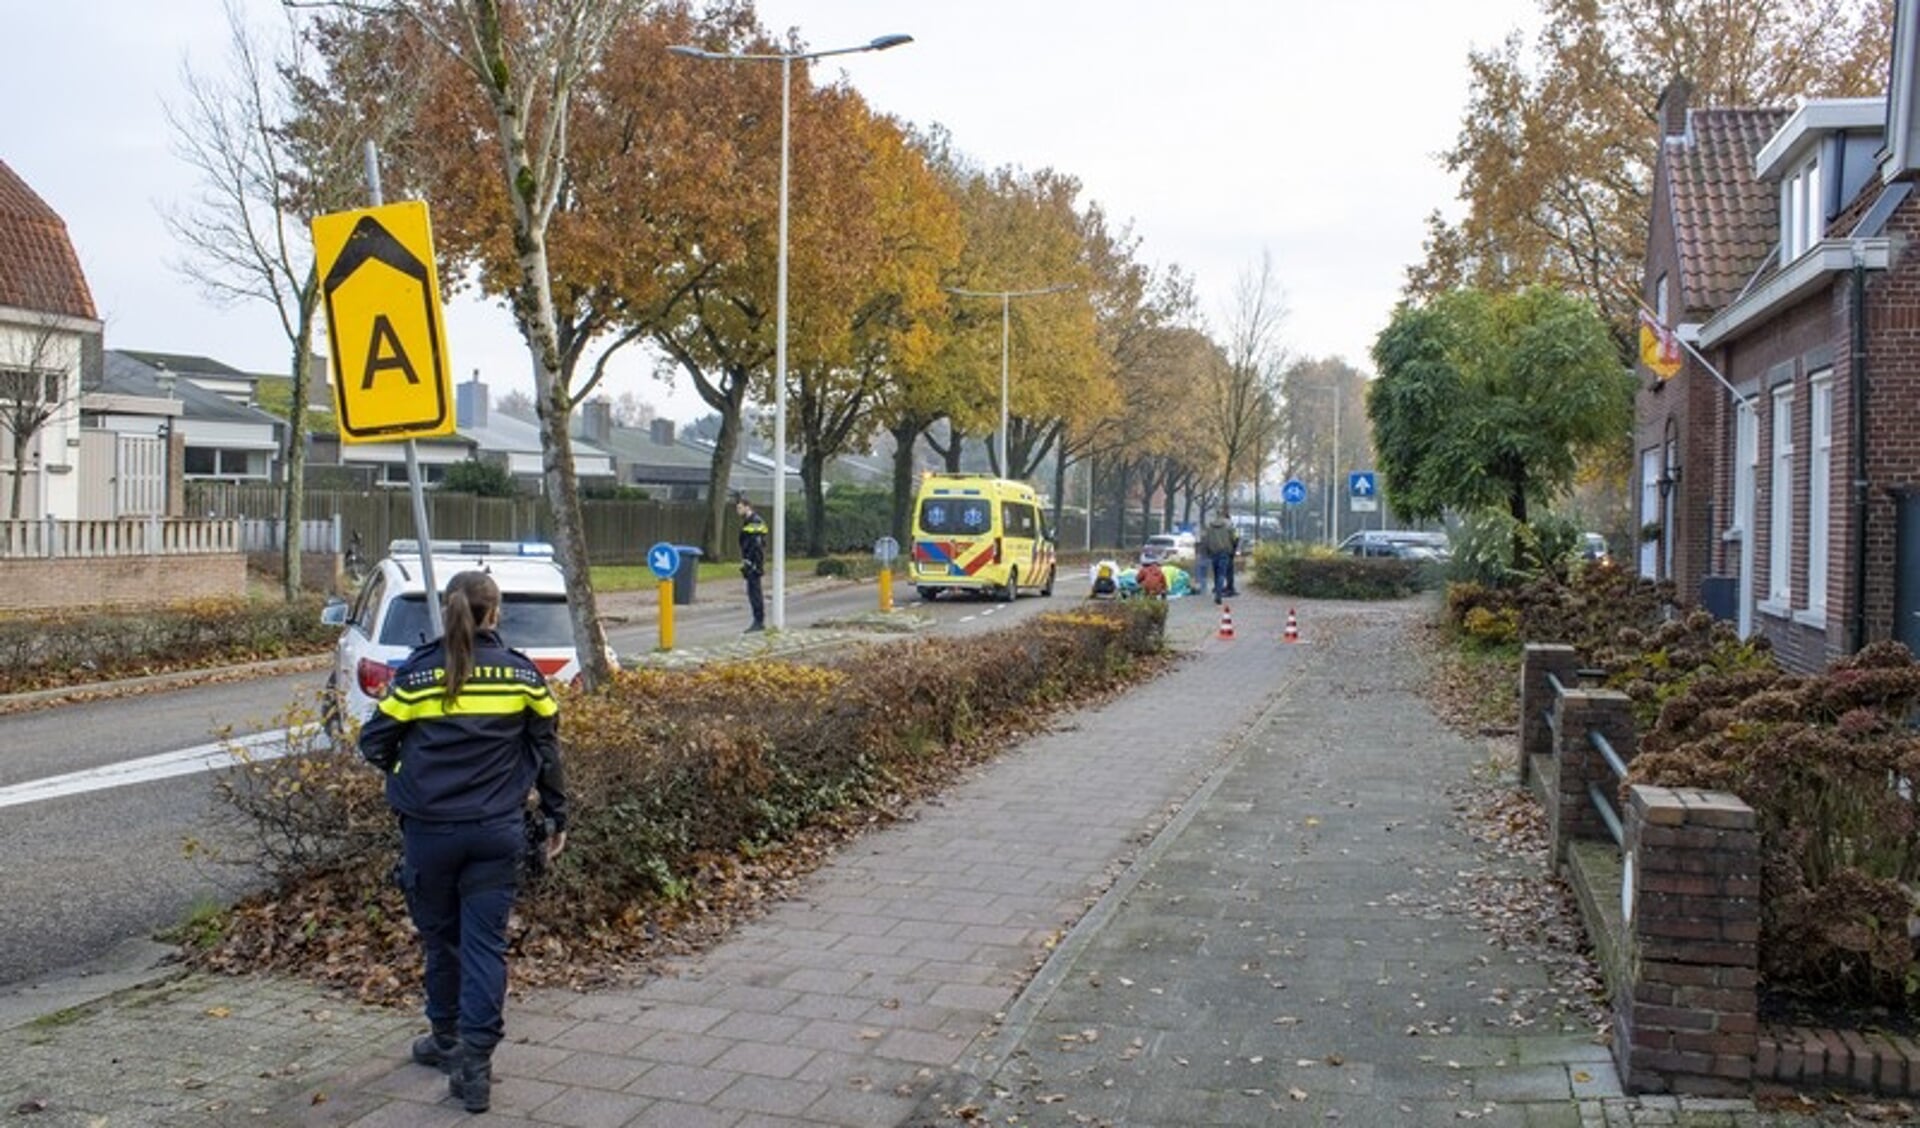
[669,33,913,632]
[944,284,1073,476]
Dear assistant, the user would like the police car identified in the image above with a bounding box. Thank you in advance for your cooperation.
[320,540,601,736]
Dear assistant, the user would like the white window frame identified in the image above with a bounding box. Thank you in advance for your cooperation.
[1802,373,1833,622]
[1781,156,1822,263]
[1766,384,1794,610]
[1655,273,1670,324]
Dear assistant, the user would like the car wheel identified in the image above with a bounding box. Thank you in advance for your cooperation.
[918,586,938,602]
[1001,567,1019,602]
[1040,565,1054,597]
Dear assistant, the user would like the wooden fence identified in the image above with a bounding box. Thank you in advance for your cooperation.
[187,483,711,566]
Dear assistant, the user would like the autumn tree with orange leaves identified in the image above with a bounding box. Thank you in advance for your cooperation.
[1411,0,1891,342]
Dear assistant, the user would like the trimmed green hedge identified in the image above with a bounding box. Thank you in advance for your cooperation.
[0,597,336,694]
[1251,545,1434,600]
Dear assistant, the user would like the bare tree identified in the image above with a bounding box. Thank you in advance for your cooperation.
[165,0,394,598]
[496,388,539,422]
[1206,252,1288,502]
[0,317,84,520]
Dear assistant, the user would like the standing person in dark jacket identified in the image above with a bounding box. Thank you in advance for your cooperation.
[736,493,768,632]
[1201,508,1241,604]
[359,570,569,1115]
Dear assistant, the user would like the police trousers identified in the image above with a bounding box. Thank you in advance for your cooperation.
[399,813,522,1051]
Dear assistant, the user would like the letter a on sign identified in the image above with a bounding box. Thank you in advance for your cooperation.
[311,201,454,443]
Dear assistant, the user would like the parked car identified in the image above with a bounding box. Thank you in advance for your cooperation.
[1138,532,1197,569]
[1580,532,1611,564]
[319,540,607,737]
[1338,530,1451,561]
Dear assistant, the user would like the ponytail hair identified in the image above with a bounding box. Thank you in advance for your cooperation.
[442,570,500,704]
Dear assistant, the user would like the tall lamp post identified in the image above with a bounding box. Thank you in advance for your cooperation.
[669,33,912,632]
[944,284,1073,476]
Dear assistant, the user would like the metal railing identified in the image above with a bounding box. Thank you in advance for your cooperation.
[0,518,241,558]
[1587,730,1628,846]
[1541,667,1628,847]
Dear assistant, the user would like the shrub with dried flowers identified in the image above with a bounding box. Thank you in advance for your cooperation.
[1629,641,1920,1008]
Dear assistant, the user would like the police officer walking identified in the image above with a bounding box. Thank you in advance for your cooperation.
[736,493,768,632]
[359,570,569,1114]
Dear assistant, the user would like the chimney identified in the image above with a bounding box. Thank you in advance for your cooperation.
[1657,77,1693,142]
[649,418,675,446]
[456,370,487,428]
[581,398,613,444]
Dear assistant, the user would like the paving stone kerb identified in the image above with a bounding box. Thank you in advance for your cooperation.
[0,597,1834,1127]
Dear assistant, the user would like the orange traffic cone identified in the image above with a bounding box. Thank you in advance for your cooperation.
[1218,603,1236,640]
[1284,607,1300,644]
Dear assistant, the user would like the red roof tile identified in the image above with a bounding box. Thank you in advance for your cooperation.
[1667,108,1791,313]
[0,159,98,321]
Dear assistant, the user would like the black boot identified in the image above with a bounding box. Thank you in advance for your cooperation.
[410,1026,458,1072]
[448,1041,492,1114]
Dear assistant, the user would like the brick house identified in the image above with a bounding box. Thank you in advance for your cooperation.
[1635,11,1920,671]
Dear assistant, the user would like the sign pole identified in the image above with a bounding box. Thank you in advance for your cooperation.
[363,140,441,637]
[658,578,675,651]
[646,541,683,651]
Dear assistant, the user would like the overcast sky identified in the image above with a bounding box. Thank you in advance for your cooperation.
[5,0,1537,424]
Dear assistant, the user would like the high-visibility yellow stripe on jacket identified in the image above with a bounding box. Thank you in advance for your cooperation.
[355,630,569,832]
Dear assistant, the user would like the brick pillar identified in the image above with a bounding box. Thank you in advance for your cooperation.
[1615,786,1760,1096]
[1548,686,1636,869]
[1518,644,1580,790]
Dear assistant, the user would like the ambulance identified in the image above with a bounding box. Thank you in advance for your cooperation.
[909,475,1058,601]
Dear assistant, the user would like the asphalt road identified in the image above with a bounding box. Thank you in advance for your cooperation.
[0,575,1075,990]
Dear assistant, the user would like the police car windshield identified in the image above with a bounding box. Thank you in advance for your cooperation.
[918,498,993,536]
[380,593,576,648]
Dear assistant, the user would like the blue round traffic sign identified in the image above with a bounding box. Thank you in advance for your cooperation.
[1282,478,1307,506]
[646,541,681,580]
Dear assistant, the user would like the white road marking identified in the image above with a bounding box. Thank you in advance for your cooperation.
[0,726,315,810]
[959,615,978,623]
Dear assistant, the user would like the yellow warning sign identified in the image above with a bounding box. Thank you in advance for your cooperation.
[311,201,454,443]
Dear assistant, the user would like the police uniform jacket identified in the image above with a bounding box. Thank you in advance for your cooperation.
[358,629,568,832]
[739,510,768,575]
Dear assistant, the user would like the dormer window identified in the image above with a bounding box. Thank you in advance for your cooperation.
[1781,154,1823,263]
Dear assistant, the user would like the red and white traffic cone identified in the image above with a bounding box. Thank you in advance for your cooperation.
[1218,603,1236,640]
[1283,607,1300,644]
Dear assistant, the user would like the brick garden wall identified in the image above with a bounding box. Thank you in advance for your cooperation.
[0,554,246,612]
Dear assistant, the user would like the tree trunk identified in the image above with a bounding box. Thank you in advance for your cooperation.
[1050,451,1068,541]
[801,448,828,557]
[517,235,610,689]
[280,277,318,602]
[9,434,25,519]
[1110,459,1132,547]
[888,416,923,546]
[702,398,746,560]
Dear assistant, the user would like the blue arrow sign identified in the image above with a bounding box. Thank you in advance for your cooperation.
[1349,471,1377,498]
[1282,478,1307,506]
[647,541,681,580]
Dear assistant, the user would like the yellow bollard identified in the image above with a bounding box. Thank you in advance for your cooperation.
[658,578,674,651]
[878,566,894,612]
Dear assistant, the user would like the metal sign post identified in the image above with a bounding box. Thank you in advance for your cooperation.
[648,541,682,651]
[312,141,453,636]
